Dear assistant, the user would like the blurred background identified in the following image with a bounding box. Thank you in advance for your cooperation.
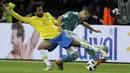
[0,0,116,24]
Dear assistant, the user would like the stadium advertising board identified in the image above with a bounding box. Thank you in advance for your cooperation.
[0,23,130,63]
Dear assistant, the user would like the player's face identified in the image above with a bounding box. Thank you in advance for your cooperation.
[11,29,21,47]
[81,11,91,20]
[36,6,43,17]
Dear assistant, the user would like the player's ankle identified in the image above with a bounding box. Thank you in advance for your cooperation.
[100,59,106,63]
[94,61,101,65]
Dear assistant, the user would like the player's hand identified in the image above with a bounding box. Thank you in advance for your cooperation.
[57,27,63,32]
[94,29,101,33]
[3,4,10,12]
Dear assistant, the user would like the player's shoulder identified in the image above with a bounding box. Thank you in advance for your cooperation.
[44,12,51,16]
[67,11,78,15]
[31,16,37,19]
[67,11,78,16]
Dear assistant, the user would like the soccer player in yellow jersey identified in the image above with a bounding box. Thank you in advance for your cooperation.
[4,3,107,70]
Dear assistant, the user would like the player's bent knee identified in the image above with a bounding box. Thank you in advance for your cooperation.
[38,46,42,50]
[38,46,41,50]
[38,45,48,50]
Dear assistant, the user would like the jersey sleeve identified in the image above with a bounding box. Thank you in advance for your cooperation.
[10,9,32,24]
[47,12,58,25]
[62,11,70,19]
[62,11,76,20]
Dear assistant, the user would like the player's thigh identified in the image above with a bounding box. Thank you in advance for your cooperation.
[59,34,80,48]
[70,39,81,47]
[38,39,52,50]
[64,30,89,43]
[48,43,58,52]
[68,31,90,44]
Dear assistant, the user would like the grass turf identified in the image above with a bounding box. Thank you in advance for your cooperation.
[0,60,130,73]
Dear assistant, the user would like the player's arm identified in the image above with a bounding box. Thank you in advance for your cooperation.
[9,9,31,23]
[58,11,74,26]
[47,12,58,25]
[57,11,71,27]
[82,22,101,33]
[48,12,63,31]
[3,2,32,23]
[57,16,63,27]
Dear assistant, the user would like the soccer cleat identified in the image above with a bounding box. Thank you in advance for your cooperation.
[95,59,106,65]
[44,65,53,71]
[55,59,64,70]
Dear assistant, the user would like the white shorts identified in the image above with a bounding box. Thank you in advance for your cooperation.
[64,30,88,43]
[64,30,88,55]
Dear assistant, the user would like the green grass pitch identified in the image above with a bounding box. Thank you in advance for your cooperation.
[0,60,130,73]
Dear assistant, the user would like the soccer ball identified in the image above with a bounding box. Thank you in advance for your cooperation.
[86,61,97,71]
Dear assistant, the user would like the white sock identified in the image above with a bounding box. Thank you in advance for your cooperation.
[80,42,99,52]
[40,49,52,66]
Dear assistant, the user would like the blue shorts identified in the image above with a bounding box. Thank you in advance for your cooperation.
[48,32,72,52]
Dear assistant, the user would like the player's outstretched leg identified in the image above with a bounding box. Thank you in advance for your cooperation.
[65,31,108,65]
[55,46,78,70]
[86,49,98,61]
[79,41,107,58]
[85,46,108,66]
[86,45,108,65]
[55,54,78,70]
[94,45,108,65]
[71,40,107,58]
[40,49,53,70]
[94,45,109,54]
[38,40,56,71]
[67,31,108,59]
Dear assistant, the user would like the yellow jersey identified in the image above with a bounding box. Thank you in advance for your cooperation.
[10,9,61,39]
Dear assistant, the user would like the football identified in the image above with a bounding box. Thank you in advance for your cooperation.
[86,61,97,71]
